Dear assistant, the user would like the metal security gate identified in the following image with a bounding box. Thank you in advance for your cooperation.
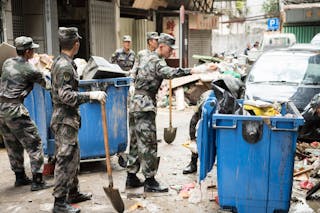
[283,25,320,43]
[89,0,116,60]
[188,29,211,67]
[133,19,155,53]
[11,0,24,38]
[120,18,155,54]
[11,0,45,53]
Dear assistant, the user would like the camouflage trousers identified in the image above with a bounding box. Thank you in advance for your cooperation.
[127,111,158,178]
[0,115,44,173]
[189,111,200,141]
[52,124,80,198]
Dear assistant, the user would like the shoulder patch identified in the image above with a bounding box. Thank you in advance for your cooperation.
[63,72,71,82]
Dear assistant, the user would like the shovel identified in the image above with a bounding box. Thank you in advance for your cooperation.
[101,102,124,213]
[164,80,177,144]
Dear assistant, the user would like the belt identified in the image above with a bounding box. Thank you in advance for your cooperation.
[0,97,23,104]
[135,89,156,101]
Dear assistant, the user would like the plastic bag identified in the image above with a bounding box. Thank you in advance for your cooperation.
[299,94,320,141]
[211,77,243,114]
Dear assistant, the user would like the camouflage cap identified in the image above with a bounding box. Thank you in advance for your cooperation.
[123,35,132,42]
[158,33,177,49]
[58,27,82,40]
[14,36,39,50]
[147,32,159,40]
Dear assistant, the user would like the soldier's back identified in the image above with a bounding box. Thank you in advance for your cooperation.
[0,57,36,98]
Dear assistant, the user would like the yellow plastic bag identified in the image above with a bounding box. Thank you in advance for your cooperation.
[244,104,280,116]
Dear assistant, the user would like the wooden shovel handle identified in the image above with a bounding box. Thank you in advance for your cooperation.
[101,102,113,186]
[169,80,172,128]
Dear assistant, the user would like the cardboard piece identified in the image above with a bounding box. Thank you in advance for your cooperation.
[171,74,200,89]
[0,42,17,74]
[29,53,54,71]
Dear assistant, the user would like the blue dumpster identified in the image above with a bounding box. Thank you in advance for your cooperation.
[76,77,129,159]
[198,98,304,213]
[24,83,51,153]
[25,77,130,160]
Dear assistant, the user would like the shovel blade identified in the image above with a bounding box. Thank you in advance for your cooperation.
[164,127,177,144]
[103,186,124,213]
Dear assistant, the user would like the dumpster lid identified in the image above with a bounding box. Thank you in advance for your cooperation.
[82,56,127,80]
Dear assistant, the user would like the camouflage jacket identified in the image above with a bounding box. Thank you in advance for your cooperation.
[111,48,135,71]
[0,56,48,118]
[130,52,192,113]
[130,49,154,80]
[50,53,90,130]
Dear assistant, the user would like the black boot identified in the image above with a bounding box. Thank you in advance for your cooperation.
[31,173,53,191]
[118,153,128,168]
[15,170,32,186]
[144,177,168,193]
[68,191,92,204]
[53,196,80,213]
[126,173,144,189]
[183,153,198,174]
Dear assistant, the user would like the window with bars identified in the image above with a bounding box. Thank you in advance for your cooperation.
[11,0,24,38]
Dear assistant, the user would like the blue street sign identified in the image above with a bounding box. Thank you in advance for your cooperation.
[267,18,279,31]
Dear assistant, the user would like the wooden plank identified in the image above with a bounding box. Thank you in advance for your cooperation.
[133,0,167,10]
[171,74,201,88]
[293,167,313,177]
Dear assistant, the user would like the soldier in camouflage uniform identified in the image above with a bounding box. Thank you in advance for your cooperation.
[51,27,106,213]
[0,36,52,191]
[130,32,159,80]
[111,35,135,71]
[117,32,159,168]
[126,33,215,192]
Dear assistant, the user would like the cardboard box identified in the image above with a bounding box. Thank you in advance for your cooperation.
[0,42,17,75]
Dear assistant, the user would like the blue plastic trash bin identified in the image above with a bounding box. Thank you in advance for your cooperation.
[212,102,304,213]
[25,77,130,160]
[77,77,129,159]
[24,83,50,153]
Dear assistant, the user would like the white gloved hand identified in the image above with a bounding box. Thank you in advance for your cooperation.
[42,68,51,77]
[41,68,51,90]
[89,91,107,103]
[129,83,135,96]
[191,63,218,74]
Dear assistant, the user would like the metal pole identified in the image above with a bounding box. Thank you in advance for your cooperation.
[44,0,53,54]
[1,0,7,42]
[179,5,184,68]
[179,22,182,67]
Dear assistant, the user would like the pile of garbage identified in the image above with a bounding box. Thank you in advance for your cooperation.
[294,141,320,200]
[157,53,248,108]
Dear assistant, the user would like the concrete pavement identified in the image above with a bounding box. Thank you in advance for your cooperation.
[0,108,219,213]
[1,107,318,213]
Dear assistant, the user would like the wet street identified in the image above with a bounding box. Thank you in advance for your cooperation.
[0,108,319,213]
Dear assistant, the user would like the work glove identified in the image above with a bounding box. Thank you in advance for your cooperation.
[41,68,52,90]
[191,62,218,74]
[89,91,107,103]
[129,83,135,96]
